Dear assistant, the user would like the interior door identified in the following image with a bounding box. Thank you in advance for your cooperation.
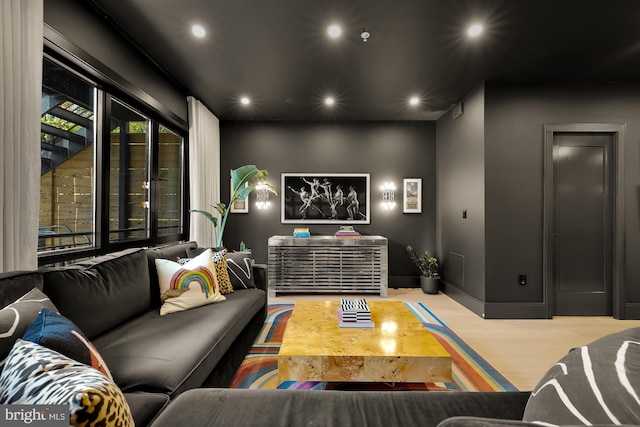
[552,133,613,315]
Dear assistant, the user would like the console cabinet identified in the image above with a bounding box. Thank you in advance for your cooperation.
[267,235,388,297]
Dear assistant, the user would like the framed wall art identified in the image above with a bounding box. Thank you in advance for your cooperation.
[403,178,422,213]
[230,181,249,213]
[281,173,370,224]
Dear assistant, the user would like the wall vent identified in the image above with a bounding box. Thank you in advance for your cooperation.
[452,102,464,119]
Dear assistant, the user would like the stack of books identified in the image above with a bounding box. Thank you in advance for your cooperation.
[335,225,361,238]
[293,227,310,238]
[338,298,373,328]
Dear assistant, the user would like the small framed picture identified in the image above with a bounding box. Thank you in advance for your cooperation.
[403,178,422,213]
[230,181,249,213]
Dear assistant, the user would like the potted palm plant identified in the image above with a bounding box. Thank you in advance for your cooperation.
[406,245,440,294]
[191,165,277,247]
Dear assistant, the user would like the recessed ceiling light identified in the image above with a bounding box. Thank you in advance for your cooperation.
[409,96,420,106]
[325,97,335,106]
[467,23,483,38]
[327,24,342,39]
[191,24,206,38]
[240,97,251,105]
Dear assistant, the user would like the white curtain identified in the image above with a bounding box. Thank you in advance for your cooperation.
[187,96,220,248]
[0,0,43,272]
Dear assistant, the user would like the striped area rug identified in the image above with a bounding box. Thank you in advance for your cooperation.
[229,302,518,391]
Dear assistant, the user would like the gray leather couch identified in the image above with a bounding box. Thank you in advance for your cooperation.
[0,242,267,427]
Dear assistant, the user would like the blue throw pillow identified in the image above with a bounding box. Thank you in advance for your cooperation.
[23,308,112,379]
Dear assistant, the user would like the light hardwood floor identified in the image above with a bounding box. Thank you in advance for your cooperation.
[270,289,640,391]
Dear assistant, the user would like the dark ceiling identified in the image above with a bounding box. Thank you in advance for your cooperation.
[88,0,640,121]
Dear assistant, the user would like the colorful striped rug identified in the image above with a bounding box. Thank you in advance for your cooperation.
[229,302,518,391]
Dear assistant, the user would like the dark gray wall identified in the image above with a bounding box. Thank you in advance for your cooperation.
[44,0,187,124]
[219,121,436,286]
[436,85,486,306]
[484,82,640,318]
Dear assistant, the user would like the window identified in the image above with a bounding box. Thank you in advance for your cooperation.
[40,58,96,252]
[109,99,150,242]
[38,55,187,265]
[157,125,184,237]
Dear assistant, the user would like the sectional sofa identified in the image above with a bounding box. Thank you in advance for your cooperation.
[0,241,267,426]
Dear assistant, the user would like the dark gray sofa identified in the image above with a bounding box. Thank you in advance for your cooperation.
[150,388,532,427]
[0,241,267,427]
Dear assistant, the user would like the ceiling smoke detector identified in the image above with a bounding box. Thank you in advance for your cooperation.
[361,28,370,42]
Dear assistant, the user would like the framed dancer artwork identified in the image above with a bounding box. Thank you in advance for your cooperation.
[281,173,370,224]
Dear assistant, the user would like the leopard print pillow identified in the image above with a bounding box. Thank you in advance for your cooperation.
[0,339,134,427]
[212,249,234,295]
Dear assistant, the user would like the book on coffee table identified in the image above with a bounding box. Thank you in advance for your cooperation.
[340,298,370,311]
[338,314,374,327]
[338,298,373,328]
[338,320,374,328]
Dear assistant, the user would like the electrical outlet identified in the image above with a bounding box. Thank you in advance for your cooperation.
[519,274,527,285]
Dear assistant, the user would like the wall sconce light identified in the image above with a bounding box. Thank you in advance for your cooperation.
[381,182,396,209]
[256,182,271,209]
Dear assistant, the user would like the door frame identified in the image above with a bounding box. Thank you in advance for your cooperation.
[543,123,626,318]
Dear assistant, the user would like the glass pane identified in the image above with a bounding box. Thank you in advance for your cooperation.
[109,99,149,242]
[39,58,95,252]
[157,125,183,237]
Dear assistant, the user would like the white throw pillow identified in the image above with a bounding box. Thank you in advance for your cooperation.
[155,249,225,315]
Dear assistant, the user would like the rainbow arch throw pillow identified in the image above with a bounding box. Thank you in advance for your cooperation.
[155,249,226,316]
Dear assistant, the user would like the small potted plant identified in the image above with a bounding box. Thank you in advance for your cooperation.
[406,245,440,294]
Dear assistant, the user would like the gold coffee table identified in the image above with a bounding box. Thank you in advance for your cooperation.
[278,301,451,383]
